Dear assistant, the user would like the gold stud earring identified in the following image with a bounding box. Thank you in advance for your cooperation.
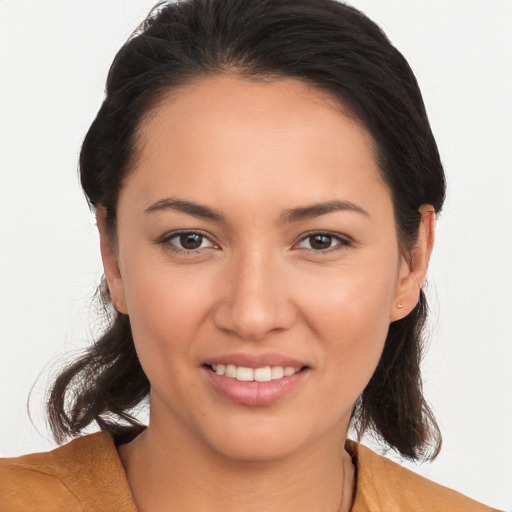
[397,300,404,309]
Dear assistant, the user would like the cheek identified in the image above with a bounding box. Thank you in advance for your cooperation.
[121,269,217,411]
[298,259,397,338]
[297,262,397,394]
[120,261,214,363]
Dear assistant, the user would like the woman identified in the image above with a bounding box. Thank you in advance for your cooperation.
[0,0,500,510]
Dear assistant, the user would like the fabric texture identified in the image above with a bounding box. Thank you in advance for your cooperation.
[0,431,496,511]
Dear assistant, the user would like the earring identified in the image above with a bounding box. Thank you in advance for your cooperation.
[397,300,404,309]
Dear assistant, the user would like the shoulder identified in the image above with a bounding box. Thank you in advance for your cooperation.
[0,432,136,512]
[346,440,497,512]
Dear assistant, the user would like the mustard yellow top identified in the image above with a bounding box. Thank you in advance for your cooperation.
[0,432,496,511]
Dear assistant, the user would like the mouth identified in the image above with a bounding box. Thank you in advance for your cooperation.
[202,353,310,406]
[203,363,309,406]
[207,363,305,382]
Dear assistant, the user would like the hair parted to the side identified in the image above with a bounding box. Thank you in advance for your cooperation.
[48,0,445,461]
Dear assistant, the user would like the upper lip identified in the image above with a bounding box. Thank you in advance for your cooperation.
[204,352,308,369]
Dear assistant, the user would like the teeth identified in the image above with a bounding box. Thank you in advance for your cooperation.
[210,364,301,382]
[271,366,284,379]
[254,366,271,382]
[225,364,237,378]
[236,367,254,381]
[284,366,297,377]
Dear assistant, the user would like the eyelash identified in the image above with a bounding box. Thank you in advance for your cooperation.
[157,230,352,255]
[295,231,351,252]
[157,230,218,255]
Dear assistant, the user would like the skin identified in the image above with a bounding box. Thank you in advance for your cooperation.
[98,74,435,512]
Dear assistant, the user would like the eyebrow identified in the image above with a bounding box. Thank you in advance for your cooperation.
[145,197,369,223]
[145,198,226,222]
[281,200,369,223]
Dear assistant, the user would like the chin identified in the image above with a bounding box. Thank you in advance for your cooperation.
[207,428,307,463]
[198,411,343,464]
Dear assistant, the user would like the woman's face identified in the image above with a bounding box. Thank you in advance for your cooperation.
[102,74,420,461]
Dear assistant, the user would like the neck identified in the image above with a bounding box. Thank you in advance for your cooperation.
[118,415,355,512]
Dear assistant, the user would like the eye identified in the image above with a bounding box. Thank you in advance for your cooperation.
[159,231,217,253]
[296,232,349,251]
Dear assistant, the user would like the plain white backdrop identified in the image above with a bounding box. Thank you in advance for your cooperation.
[1,1,511,509]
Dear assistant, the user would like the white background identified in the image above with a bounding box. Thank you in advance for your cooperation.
[0,1,510,509]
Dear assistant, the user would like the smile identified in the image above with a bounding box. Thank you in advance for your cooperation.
[210,364,302,382]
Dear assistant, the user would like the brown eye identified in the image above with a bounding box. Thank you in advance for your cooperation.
[309,234,333,250]
[160,231,215,252]
[296,232,349,251]
[179,233,204,250]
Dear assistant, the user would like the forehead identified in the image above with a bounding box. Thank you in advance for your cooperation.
[124,73,390,218]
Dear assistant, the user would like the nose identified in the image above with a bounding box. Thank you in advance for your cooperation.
[213,249,297,341]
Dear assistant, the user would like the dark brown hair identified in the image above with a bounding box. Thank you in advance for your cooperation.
[48,0,445,460]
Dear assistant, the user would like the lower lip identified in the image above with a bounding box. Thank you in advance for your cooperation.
[203,366,309,407]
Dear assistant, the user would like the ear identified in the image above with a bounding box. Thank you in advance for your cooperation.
[390,204,436,322]
[96,207,128,315]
